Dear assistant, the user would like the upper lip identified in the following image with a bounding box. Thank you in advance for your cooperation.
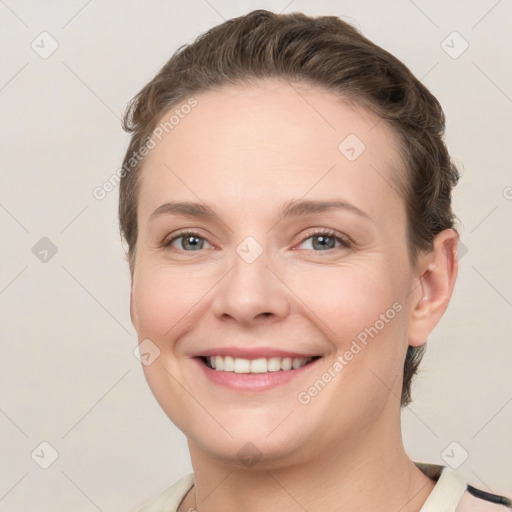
[191,347,321,359]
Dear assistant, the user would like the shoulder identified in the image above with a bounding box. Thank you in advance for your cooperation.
[415,462,511,512]
[457,487,512,512]
[137,473,195,512]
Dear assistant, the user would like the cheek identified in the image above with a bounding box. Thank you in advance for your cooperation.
[296,267,408,402]
[291,262,409,404]
[291,262,406,345]
[284,267,408,441]
[130,267,215,432]
[131,266,213,349]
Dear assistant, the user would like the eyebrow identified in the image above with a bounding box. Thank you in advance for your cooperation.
[149,201,216,221]
[148,199,372,223]
[280,199,371,220]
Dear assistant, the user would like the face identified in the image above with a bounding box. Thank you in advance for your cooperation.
[130,79,421,468]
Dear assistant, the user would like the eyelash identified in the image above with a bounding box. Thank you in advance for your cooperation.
[162,229,351,253]
[296,229,351,252]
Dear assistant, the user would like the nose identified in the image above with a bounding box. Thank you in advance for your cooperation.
[211,246,290,326]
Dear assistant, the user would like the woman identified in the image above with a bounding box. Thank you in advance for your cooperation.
[119,10,511,512]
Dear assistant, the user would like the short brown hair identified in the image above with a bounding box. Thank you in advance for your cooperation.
[119,9,460,407]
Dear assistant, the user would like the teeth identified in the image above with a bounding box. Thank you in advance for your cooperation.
[292,358,303,369]
[205,356,314,373]
[250,358,267,373]
[223,356,234,371]
[267,357,281,372]
[281,357,292,371]
[234,358,250,373]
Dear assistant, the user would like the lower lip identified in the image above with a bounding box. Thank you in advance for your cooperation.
[193,357,321,391]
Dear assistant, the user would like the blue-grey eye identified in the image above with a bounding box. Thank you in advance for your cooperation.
[164,231,209,251]
[298,230,346,251]
[178,234,205,250]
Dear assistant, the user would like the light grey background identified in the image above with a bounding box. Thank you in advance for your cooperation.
[0,0,511,510]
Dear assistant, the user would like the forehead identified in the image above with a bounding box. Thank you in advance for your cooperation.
[138,79,406,225]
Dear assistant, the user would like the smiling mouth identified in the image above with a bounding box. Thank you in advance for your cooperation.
[200,355,322,374]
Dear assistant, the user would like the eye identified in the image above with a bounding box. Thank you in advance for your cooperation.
[162,229,350,253]
[162,231,212,251]
[296,229,350,252]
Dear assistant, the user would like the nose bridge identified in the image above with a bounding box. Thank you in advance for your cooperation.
[212,235,290,323]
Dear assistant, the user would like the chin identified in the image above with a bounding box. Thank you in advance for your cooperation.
[190,434,310,470]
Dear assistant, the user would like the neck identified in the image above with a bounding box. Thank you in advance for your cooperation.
[181,413,435,512]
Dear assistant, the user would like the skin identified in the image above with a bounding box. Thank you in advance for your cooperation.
[129,78,459,512]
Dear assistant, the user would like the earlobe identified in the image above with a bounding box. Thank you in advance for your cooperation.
[408,229,459,347]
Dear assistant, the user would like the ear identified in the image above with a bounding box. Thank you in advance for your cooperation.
[129,286,137,331]
[408,229,459,347]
